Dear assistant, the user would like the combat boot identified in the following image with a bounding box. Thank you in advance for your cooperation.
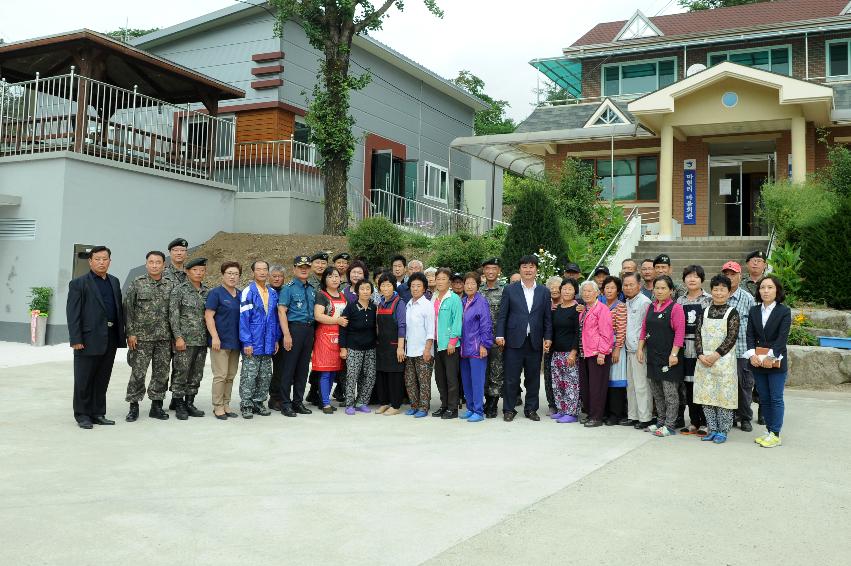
[126,402,139,422]
[185,395,205,417]
[484,396,498,419]
[175,397,189,420]
[168,395,177,411]
[149,400,169,420]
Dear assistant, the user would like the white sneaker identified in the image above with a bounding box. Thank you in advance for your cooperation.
[646,424,660,433]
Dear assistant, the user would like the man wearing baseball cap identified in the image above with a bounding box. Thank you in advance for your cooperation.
[722,260,756,432]
[743,250,767,299]
[653,254,686,300]
[276,255,316,417]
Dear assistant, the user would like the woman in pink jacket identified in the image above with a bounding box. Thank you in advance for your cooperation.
[577,280,613,428]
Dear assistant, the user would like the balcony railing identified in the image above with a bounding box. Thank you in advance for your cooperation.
[370,189,509,236]
[232,140,323,197]
[0,70,235,183]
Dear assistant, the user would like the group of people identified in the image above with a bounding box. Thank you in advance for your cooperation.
[67,238,791,447]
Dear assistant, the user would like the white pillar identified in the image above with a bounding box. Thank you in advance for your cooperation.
[791,116,806,183]
[659,123,674,238]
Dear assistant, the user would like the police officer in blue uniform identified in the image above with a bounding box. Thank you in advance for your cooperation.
[277,255,316,417]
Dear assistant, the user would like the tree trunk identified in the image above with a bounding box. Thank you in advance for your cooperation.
[324,158,348,235]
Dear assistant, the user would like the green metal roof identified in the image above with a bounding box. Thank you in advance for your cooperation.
[530,57,582,99]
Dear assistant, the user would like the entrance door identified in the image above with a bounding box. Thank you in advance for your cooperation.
[708,154,774,236]
[371,150,404,223]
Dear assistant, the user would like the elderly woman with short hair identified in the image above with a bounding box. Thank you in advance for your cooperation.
[543,275,563,416]
[577,280,613,428]
[677,264,712,435]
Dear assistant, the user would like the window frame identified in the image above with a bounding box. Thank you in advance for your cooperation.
[826,39,851,78]
[600,56,678,98]
[292,115,317,166]
[706,44,792,75]
[585,155,660,203]
[423,161,448,202]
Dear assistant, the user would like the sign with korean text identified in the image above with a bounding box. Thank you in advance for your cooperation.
[683,159,696,225]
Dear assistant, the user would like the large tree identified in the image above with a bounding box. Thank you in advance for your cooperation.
[452,70,515,136]
[678,0,770,10]
[105,28,159,42]
[269,1,442,235]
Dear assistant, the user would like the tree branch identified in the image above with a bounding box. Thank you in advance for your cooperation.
[353,0,397,34]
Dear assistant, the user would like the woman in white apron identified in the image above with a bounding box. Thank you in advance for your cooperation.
[693,274,741,444]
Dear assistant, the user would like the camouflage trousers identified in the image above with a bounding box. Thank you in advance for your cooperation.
[125,340,171,402]
[485,345,504,398]
[171,345,207,397]
[239,354,273,409]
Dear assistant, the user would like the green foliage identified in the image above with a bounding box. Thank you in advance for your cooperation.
[430,231,503,274]
[815,143,851,199]
[502,172,528,206]
[401,231,432,250]
[788,324,818,347]
[792,196,851,309]
[533,249,560,285]
[501,185,567,272]
[28,287,53,315]
[104,28,159,42]
[758,179,837,243]
[535,80,571,106]
[347,216,404,270]
[548,158,602,234]
[452,70,515,136]
[767,242,804,307]
[678,0,768,10]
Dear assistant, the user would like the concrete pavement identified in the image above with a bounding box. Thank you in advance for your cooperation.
[1,352,849,565]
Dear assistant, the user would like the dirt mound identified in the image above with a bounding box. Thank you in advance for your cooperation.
[193,232,348,287]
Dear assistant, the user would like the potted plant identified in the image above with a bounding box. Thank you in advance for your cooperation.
[28,286,53,347]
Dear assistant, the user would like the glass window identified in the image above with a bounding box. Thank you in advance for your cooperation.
[293,117,316,165]
[621,63,657,96]
[604,67,620,96]
[829,42,849,77]
[424,162,447,201]
[770,48,790,75]
[638,156,659,200]
[709,54,727,67]
[597,158,638,201]
[729,50,770,71]
[658,60,675,87]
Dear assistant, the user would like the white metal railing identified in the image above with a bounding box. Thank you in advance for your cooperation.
[347,185,372,225]
[0,70,236,183]
[232,140,323,196]
[369,189,509,236]
[640,209,682,239]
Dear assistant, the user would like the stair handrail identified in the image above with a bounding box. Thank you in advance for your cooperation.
[590,206,640,277]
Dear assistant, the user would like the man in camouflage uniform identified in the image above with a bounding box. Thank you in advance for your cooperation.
[479,257,505,419]
[307,251,328,290]
[169,257,210,421]
[163,237,188,409]
[124,251,173,422]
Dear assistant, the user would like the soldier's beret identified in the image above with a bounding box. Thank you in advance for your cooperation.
[294,255,311,267]
[168,238,188,250]
[332,252,351,262]
[311,251,330,262]
[653,254,671,266]
[185,257,207,269]
[746,250,767,262]
[481,257,500,267]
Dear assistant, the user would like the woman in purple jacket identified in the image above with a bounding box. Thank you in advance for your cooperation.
[459,271,494,423]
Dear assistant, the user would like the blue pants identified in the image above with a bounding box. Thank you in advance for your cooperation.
[754,371,786,435]
[460,357,487,416]
[319,371,336,407]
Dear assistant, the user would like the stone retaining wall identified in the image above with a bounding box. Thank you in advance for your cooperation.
[788,345,851,387]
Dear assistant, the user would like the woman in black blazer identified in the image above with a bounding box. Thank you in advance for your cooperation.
[745,275,792,448]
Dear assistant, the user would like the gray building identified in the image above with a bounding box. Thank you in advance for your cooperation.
[133,2,503,231]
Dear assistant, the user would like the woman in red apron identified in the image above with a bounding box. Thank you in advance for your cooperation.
[311,267,349,414]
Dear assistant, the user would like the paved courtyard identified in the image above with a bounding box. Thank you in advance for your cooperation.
[1,344,850,565]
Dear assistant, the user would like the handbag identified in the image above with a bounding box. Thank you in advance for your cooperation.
[755,346,781,369]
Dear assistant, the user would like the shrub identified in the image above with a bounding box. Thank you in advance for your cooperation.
[759,179,837,243]
[816,143,851,199]
[767,242,804,307]
[501,185,567,272]
[430,231,503,274]
[347,216,403,271]
[549,158,600,234]
[788,324,817,346]
[793,196,851,309]
[28,287,53,315]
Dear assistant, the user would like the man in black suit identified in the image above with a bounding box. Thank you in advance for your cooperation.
[66,246,126,429]
[495,254,552,422]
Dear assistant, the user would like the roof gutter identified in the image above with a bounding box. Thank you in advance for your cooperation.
[563,16,851,59]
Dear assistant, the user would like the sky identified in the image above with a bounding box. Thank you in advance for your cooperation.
[0,0,683,123]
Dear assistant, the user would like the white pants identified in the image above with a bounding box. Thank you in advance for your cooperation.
[626,351,653,422]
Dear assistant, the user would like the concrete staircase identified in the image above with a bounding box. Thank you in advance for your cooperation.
[632,237,770,280]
